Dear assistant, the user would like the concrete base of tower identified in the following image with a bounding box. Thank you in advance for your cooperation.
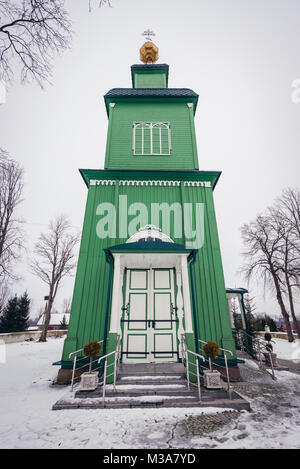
[56,368,76,385]
[221,365,241,382]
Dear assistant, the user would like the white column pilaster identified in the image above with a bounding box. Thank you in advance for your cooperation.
[109,254,121,333]
[181,255,193,333]
[175,266,184,357]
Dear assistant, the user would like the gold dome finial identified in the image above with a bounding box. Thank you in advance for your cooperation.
[140,29,159,64]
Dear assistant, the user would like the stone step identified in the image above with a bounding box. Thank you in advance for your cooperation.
[53,392,250,411]
[75,387,194,398]
[105,389,229,398]
[119,374,185,382]
[116,379,186,386]
[75,383,229,399]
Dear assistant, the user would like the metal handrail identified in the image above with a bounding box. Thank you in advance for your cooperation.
[181,334,205,401]
[98,335,121,406]
[198,339,233,397]
[69,340,105,391]
[233,329,276,380]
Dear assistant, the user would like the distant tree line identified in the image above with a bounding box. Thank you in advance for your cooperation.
[0,291,30,333]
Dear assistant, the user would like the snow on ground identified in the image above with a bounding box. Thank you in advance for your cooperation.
[0,338,300,449]
[272,338,300,361]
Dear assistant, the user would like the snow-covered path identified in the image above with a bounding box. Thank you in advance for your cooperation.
[0,338,300,448]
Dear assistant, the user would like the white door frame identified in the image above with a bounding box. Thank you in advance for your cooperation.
[108,253,194,361]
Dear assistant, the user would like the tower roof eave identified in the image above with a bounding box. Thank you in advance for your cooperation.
[104,88,199,116]
[79,169,221,191]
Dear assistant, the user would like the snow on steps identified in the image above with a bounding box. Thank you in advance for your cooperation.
[52,371,250,411]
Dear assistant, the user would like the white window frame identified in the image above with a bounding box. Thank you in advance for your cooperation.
[133,122,171,156]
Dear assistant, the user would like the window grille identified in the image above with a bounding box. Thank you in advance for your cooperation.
[133,122,171,155]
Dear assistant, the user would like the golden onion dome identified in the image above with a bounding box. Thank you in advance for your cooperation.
[140,41,159,64]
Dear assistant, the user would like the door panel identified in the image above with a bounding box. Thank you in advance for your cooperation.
[128,293,147,330]
[122,268,178,363]
[130,270,148,290]
[153,333,174,359]
[126,334,147,359]
[154,292,172,330]
[154,269,170,289]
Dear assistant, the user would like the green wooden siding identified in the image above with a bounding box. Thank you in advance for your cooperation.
[131,65,168,88]
[134,73,166,88]
[104,101,199,171]
[62,179,235,363]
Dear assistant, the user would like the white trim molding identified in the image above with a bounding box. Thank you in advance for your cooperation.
[90,179,116,186]
[89,179,211,188]
[183,181,211,187]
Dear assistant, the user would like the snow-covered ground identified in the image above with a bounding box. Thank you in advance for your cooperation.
[272,338,300,361]
[0,338,300,449]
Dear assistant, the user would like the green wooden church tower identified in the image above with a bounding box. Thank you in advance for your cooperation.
[57,38,239,383]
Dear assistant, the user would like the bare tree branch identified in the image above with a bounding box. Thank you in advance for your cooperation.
[0,0,72,88]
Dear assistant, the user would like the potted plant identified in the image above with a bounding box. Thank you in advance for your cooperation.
[203,341,222,389]
[263,333,278,367]
[80,340,101,391]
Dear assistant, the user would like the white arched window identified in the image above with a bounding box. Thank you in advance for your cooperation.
[133,122,171,155]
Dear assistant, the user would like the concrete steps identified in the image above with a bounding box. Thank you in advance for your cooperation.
[52,367,250,411]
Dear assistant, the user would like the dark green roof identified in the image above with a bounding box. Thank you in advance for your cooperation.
[105,240,197,260]
[131,64,169,70]
[105,88,198,99]
[226,288,248,295]
[104,88,199,116]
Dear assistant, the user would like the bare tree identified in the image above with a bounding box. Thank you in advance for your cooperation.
[275,188,300,279]
[0,149,24,281]
[241,214,294,342]
[0,0,72,88]
[31,215,79,342]
[277,188,300,240]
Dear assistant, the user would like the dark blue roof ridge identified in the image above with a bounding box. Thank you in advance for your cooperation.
[131,64,169,69]
[104,88,198,98]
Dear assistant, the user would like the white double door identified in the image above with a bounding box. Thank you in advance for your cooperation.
[122,268,178,363]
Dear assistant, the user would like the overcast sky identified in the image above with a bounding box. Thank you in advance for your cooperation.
[1,0,300,318]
